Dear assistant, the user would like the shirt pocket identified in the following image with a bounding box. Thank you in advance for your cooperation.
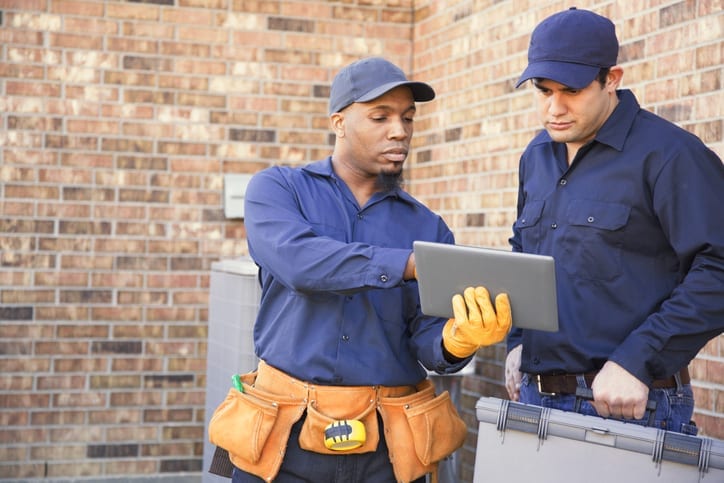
[514,200,545,252]
[562,200,631,281]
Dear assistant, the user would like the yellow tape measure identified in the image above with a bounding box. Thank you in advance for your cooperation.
[323,419,366,451]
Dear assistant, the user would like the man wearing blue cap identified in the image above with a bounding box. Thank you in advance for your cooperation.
[505,7,724,433]
[209,57,512,482]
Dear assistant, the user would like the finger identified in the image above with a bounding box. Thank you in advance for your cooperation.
[473,286,494,326]
[590,400,609,418]
[632,400,647,420]
[608,402,624,419]
[451,294,467,326]
[464,287,483,325]
[505,372,521,401]
[494,293,513,331]
[505,380,516,400]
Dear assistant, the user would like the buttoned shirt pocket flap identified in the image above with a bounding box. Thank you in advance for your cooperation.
[515,200,545,229]
[566,201,630,230]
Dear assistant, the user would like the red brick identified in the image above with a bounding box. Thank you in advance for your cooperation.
[30,443,87,459]
[90,375,142,390]
[52,392,106,408]
[53,358,108,373]
[110,391,163,407]
[117,291,168,305]
[50,0,104,16]
[88,408,142,424]
[46,461,104,478]
[0,375,33,390]
[31,410,85,426]
[0,393,51,409]
[37,375,86,391]
[0,428,48,445]
[35,341,90,355]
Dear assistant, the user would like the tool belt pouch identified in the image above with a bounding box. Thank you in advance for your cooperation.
[378,380,467,483]
[298,387,379,455]
[208,386,277,464]
[208,371,305,482]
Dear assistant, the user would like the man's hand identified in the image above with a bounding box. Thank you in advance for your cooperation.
[405,253,416,281]
[591,361,649,420]
[442,286,512,358]
[505,344,523,401]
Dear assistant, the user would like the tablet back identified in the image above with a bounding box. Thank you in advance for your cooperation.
[414,241,559,332]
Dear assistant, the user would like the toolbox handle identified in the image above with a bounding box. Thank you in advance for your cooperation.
[574,387,657,427]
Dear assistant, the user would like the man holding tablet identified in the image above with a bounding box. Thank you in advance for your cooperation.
[216,57,512,483]
[505,8,724,434]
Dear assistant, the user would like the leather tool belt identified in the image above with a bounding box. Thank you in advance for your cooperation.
[208,360,467,482]
[534,367,690,396]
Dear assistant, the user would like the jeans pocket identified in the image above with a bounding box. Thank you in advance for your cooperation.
[649,386,696,433]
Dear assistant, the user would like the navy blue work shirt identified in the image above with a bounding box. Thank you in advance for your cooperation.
[244,157,465,386]
[507,89,724,385]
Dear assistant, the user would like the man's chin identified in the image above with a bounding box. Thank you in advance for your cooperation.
[376,171,403,191]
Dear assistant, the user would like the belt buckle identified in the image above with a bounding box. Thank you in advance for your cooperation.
[535,374,557,396]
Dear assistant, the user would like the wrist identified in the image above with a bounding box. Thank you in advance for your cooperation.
[442,340,469,363]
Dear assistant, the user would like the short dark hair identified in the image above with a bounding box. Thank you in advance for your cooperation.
[595,67,610,86]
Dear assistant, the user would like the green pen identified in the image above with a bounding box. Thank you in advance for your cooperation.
[231,374,244,393]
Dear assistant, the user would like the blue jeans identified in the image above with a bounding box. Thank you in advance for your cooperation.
[519,373,698,435]
[231,414,426,483]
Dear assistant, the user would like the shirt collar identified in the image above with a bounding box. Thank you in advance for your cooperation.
[594,89,640,152]
[302,156,417,206]
[531,89,640,153]
[302,157,335,177]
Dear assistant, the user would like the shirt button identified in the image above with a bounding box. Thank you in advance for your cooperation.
[551,223,557,229]
[520,218,527,224]
[587,216,595,223]
[357,213,363,220]
[533,357,540,365]
[342,335,350,341]
[559,179,567,185]
[379,274,389,283]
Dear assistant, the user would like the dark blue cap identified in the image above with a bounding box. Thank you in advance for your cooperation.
[516,8,619,89]
[328,57,435,115]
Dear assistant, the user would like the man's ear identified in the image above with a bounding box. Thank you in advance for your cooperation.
[607,66,624,90]
[330,112,345,138]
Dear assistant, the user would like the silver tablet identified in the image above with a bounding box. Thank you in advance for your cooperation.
[414,241,559,332]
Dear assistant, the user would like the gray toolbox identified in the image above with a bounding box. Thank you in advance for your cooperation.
[473,396,724,482]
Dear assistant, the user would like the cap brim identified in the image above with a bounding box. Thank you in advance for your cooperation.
[357,81,435,104]
[515,61,601,89]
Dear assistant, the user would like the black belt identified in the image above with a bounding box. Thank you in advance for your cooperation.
[534,368,690,396]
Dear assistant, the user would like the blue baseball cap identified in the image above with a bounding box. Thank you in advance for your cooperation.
[328,57,435,115]
[516,7,619,89]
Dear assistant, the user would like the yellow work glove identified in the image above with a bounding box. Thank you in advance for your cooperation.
[442,286,512,358]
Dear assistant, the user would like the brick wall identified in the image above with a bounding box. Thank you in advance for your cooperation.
[0,0,721,481]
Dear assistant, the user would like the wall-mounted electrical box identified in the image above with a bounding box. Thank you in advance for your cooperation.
[223,174,254,219]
